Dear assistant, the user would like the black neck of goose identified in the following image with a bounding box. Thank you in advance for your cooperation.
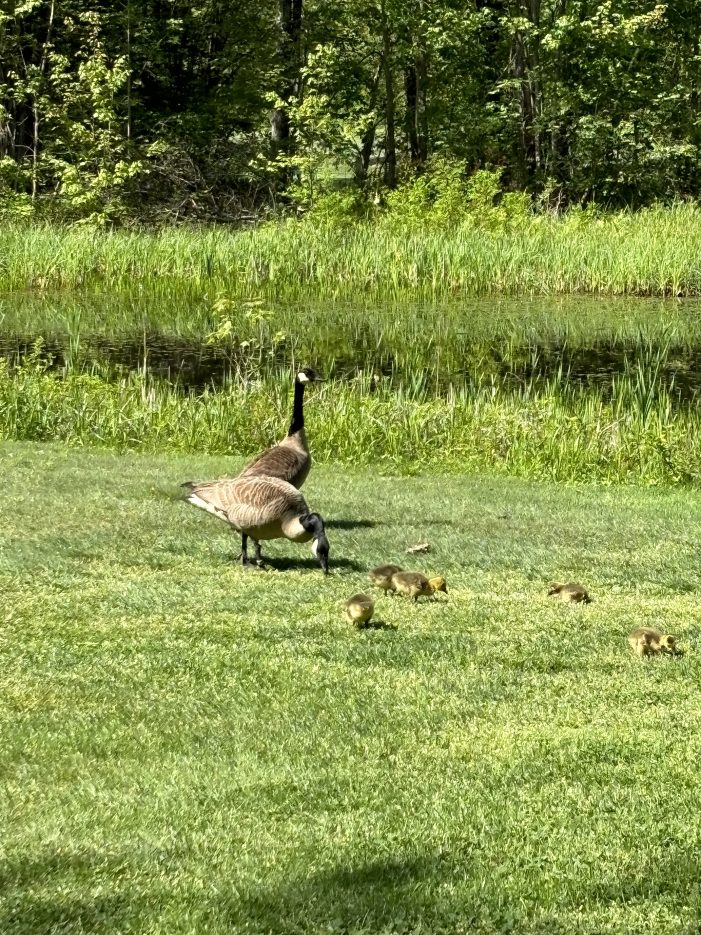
[288,379,305,436]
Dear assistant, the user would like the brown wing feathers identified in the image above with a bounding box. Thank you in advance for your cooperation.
[182,475,309,530]
[240,441,307,486]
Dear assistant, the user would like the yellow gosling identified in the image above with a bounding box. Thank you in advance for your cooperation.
[369,564,403,594]
[345,593,376,628]
[389,571,447,602]
[547,581,591,604]
[628,627,682,657]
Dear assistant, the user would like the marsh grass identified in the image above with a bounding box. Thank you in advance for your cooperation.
[6,291,701,401]
[4,443,701,934]
[2,351,700,485]
[4,290,701,353]
[4,203,701,296]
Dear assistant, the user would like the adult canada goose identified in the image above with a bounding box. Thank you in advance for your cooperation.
[344,593,375,627]
[628,627,682,657]
[547,581,591,604]
[369,564,403,594]
[390,571,447,602]
[240,367,323,489]
[182,474,330,573]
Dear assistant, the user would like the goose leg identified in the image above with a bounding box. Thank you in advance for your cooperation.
[239,533,254,567]
[253,539,266,567]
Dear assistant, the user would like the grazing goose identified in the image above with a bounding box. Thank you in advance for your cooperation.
[628,627,682,657]
[369,564,404,594]
[182,474,330,573]
[390,571,447,602]
[240,368,323,489]
[547,581,591,604]
[344,593,375,627]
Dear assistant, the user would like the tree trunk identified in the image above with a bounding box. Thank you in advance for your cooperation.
[405,0,429,172]
[271,0,303,167]
[381,18,397,189]
[405,65,419,164]
[31,0,55,201]
[405,54,428,169]
[416,50,428,164]
[357,123,377,183]
[126,0,132,140]
[510,0,541,187]
[355,61,382,183]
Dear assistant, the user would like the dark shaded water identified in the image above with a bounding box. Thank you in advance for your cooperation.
[3,293,701,398]
[5,330,701,400]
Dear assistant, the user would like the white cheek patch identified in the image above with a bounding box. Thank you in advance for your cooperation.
[311,539,319,556]
[297,372,310,383]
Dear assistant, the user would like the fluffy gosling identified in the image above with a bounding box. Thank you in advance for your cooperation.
[547,581,591,604]
[369,564,403,594]
[390,571,447,602]
[345,593,375,628]
[628,627,682,658]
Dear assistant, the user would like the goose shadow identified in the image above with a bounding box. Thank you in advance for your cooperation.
[261,555,366,573]
[356,620,398,631]
[325,519,379,530]
[0,850,138,933]
[220,852,478,933]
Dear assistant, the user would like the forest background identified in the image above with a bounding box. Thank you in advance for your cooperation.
[2,0,699,225]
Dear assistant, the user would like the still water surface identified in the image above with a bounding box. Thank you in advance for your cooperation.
[2,292,701,397]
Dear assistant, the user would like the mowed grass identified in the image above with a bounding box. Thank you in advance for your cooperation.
[3,442,701,934]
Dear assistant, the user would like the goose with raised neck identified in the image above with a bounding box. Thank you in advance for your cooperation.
[239,367,323,489]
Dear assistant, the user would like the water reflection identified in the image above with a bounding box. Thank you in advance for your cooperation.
[2,293,701,400]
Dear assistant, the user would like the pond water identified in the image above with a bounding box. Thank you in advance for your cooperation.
[3,291,701,398]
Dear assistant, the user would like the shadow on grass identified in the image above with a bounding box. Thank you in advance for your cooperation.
[583,842,701,909]
[356,619,398,631]
[325,519,379,530]
[223,844,701,934]
[0,851,137,933]
[223,852,478,933]
[262,555,366,573]
[0,892,134,934]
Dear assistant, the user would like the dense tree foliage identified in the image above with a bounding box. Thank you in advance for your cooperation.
[1,0,700,221]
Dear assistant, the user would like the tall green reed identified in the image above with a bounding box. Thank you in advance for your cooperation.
[2,350,699,486]
[3,203,701,296]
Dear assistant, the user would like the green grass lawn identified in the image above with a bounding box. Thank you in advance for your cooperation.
[3,442,701,934]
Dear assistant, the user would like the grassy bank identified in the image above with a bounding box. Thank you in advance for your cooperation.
[3,203,701,296]
[3,442,701,934]
[2,356,701,485]
[6,294,701,409]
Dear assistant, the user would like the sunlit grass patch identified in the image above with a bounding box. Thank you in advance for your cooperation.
[2,443,701,933]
